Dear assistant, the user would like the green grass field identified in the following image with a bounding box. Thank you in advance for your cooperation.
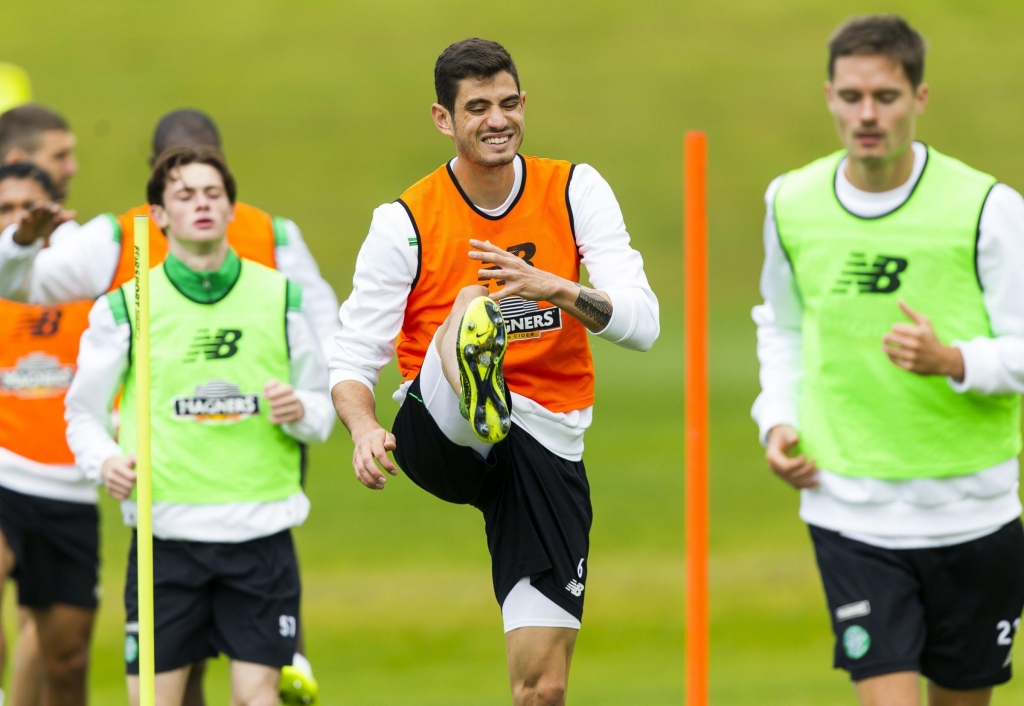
[5,0,1024,702]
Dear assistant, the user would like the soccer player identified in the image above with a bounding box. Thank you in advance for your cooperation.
[0,109,340,358]
[0,163,90,706]
[1,110,333,703]
[330,39,659,705]
[0,105,78,202]
[65,146,334,705]
[753,15,1024,706]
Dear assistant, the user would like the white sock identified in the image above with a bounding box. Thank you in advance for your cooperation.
[292,652,313,677]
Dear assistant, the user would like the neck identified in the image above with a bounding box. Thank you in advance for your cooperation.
[451,154,516,209]
[844,143,917,193]
[166,234,230,272]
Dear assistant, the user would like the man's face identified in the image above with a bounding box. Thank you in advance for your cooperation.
[826,54,928,164]
[0,177,50,232]
[151,163,234,244]
[26,130,78,200]
[440,71,525,168]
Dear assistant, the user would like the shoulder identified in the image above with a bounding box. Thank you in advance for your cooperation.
[77,213,121,244]
[764,175,787,208]
[925,146,997,186]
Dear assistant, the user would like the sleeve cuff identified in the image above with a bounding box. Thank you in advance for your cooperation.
[329,370,375,397]
[751,393,800,447]
[948,340,995,394]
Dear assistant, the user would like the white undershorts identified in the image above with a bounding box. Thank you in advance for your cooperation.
[419,337,580,634]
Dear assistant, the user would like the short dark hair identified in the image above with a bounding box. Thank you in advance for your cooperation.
[0,105,71,160]
[151,109,221,161]
[147,146,236,207]
[434,38,519,115]
[0,162,58,200]
[829,15,927,87]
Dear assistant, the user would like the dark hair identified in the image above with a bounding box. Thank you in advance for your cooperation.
[151,109,221,161]
[434,38,519,115]
[0,105,71,159]
[0,162,58,200]
[829,15,926,87]
[147,146,236,207]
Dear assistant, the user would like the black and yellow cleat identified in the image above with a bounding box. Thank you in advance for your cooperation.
[457,296,511,444]
[279,661,318,705]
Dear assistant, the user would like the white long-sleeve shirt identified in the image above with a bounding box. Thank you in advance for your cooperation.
[330,156,660,460]
[64,285,335,542]
[0,213,341,358]
[753,142,1024,548]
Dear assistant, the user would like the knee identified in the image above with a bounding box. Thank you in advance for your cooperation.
[513,678,568,706]
[454,285,489,308]
[45,644,89,686]
[230,692,278,706]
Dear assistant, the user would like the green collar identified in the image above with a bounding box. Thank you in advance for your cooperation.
[163,249,241,304]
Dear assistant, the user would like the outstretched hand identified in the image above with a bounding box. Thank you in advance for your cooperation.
[882,301,964,381]
[12,203,76,246]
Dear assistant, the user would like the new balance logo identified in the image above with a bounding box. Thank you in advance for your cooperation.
[565,580,585,597]
[17,309,62,337]
[832,253,908,294]
[185,328,243,362]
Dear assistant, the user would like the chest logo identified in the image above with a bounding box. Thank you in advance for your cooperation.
[832,253,908,295]
[185,329,243,362]
[0,353,74,398]
[478,242,536,287]
[16,309,63,337]
[499,297,562,341]
[172,379,260,424]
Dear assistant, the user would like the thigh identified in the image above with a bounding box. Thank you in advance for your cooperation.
[392,375,501,505]
[32,603,94,659]
[125,535,215,675]
[506,627,577,702]
[127,666,191,706]
[855,671,921,706]
[919,520,1024,690]
[485,430,592,622]
[230,661,280,704]
[210,531,300,669]
[810,526,926,681]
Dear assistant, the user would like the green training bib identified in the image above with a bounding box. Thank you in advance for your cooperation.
[774,146,1021,480]
[116,259,302,504]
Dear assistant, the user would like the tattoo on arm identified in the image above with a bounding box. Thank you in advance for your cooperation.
[574,287,612,329]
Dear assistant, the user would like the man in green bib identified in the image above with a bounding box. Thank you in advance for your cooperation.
[753,14,1024,706]
[65,146,334,705]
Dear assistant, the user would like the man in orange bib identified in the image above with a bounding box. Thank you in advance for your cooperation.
[330,39,659,705]
[0,163,95,706]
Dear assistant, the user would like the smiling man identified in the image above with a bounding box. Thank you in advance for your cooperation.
[329,38,658,705]
[753,15,1024,706]
[65,147,334,706]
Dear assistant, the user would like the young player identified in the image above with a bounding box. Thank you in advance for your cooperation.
[0,163,90,706]
[65,146,334,705]
[753,15,1024,706]
[330,39,659,705]
[0,109,335,704]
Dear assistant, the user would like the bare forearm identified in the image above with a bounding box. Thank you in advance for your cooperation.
[331,380,382,440]
[549,279,613,332]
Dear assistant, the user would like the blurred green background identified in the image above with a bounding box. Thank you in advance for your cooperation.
[5,0,1024,703]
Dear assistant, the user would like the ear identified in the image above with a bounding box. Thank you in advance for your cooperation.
[149,203,170,231]
[823,81,834,104]
[431,103,455,139]
[520,91,527,110]
[2,148,29,165]
[915,82,929,115]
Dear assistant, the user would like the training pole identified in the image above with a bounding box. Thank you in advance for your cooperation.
[133,215,156,705]
[684,131,709,706]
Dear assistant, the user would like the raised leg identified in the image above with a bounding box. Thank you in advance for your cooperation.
[506,626,577,706]
[435,285,489,394]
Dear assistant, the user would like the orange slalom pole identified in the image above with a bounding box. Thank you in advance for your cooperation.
[684,131,709,706]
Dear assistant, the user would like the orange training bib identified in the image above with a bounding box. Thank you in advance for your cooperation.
[396,156,594,413]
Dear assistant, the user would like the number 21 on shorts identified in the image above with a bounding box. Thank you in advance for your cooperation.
[996,618,1021,646]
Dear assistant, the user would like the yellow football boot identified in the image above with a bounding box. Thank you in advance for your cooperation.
[457,296,511,443]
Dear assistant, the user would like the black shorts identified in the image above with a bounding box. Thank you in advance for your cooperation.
[124,529,300,674]
[810,521,1024,689]
[392,376,593,621]
[0,483,99,609]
